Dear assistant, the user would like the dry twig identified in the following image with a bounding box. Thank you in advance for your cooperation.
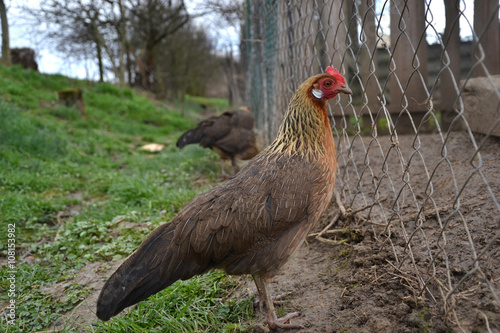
[310,192,388,246]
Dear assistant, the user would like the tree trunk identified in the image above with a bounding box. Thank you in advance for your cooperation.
[126,42,132,86]
[116,0,126,86]
[96,38,104,82]
[0,0,11,66]
[92,16,104,82]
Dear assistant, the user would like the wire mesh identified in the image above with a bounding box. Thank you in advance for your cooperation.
[245,0,500,330]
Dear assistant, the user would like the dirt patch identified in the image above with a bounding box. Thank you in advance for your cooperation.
[247,223,437,333]
[247,210,498,332]
[43,260,124,332]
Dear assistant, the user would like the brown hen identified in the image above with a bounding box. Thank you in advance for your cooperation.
[96,67,352,329]
[176,108,258,174]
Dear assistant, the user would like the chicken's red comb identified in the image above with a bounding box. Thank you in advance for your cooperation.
[325,66,339,76]
[325,66,345,83]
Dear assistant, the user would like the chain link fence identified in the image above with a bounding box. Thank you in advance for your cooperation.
[245,0,500,330]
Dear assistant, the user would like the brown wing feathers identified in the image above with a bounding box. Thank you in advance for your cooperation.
[176,116,229,149]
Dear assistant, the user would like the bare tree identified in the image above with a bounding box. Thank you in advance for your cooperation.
[197,0,246,105]
[0,0,11,66]
[127,0,189,90]
[202,0,244,26]
[157,21,219,99]
[110,0,128,86]
[90,0,128,86]
[26,0,112,81]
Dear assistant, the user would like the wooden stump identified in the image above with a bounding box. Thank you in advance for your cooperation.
[10,48,39,71]
[58,88,86,116]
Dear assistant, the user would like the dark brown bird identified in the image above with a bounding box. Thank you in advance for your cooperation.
[96,67,352,329]
[176,108,259,174]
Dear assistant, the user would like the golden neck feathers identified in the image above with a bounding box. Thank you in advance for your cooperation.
[267,75,332,160]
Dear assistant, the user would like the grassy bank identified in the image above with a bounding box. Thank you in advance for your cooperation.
[0,65,252,332]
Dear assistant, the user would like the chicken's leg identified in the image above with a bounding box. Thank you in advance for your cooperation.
[230,158,239,175]
[252,274,304,330]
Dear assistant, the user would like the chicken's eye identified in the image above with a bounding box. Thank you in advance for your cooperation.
[323,80,333,87]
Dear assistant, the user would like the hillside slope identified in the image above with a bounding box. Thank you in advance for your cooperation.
[0,66,253,332]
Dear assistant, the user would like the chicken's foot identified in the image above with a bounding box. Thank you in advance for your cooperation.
[252,274,304,330]
[253,291,292,312]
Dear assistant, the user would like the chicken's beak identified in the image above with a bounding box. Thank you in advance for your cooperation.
[336,84,352,95]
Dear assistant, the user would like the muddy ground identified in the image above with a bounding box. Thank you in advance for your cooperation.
[47,131,500,332]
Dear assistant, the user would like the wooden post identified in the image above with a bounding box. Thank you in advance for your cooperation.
[390,0,429,132]
[441,0,462,131]
[319,0,350,130]
[473,0,500,77]
[277,0,294,139]
[359,0,379,115]
[277,0,316,137]
[320,0,346,74]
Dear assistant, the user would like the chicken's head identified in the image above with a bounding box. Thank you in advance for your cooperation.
[311,66,352,100]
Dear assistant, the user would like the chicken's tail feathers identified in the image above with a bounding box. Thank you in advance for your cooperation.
[96,261,170,321]
[176,127,204,149]
[96,223,207,321]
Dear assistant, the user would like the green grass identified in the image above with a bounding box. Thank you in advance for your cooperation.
[93,272,253,333]
[185,94,229,111]
[0,65,253,332]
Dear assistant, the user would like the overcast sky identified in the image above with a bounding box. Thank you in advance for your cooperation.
[6,0,240,80]
[5,0,476,81]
